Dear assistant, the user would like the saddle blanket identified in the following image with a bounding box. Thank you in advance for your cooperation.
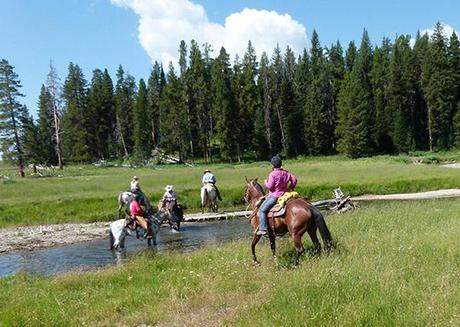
[265,192,300,218]
[277,191,300,207]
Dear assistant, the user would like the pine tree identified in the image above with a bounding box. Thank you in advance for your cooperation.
[448,32,460,149]
[133,78,151,160]
[412,32,430,150]
[114,66,136,158]
[211,47,238,161]
[231,54,243,161]
[36,85,56,164]
[371,38,393,153]
[147,61,165,149]
[327,41,345,152]
[87,69,115,160]
[179,40,194,158]
[0,59,27,177]
[304,31,334,155]
[293,49,311,155]
[187,40,211,160]
[270,45,285,155]
[281,46,303,156]
[336,30,375,157]
[422,22,456,150]
[386,35,418,153]
[455,102,460,148]
[160,63,189,161]
[255,52,272,158]
[345,41,357,72]
[62,63,90,162]
[45,61,64,168]
[239,41,261,158]
[20,107,42,171]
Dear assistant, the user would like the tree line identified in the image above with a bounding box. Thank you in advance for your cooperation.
[1,23,460,177]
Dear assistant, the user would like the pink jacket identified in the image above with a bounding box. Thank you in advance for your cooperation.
[130,200,144,217]
[264,168,297,197]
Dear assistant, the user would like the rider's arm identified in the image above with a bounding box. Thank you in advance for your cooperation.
[289,173,298,190]
[265,171,275,190]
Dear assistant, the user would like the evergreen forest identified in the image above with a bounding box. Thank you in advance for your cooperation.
[1,23,460,176]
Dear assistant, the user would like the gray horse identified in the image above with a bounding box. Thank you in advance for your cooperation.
[110,212,163,249]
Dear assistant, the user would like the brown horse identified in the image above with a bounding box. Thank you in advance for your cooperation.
[244,177,333,265]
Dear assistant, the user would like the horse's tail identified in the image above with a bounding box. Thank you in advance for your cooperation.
[310,205,333,250]
[201,187,208,206]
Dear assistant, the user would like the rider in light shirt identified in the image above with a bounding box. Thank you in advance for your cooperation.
[159,185,177,213]
[257,155,297,235]
[202,169,222,201]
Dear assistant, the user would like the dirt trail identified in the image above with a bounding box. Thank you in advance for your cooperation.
[1,188,459,254]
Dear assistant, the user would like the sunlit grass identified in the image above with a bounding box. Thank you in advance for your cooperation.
[1,153,460,227]
[0,199,458,326]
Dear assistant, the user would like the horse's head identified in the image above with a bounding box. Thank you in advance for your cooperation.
[244,177,264,203]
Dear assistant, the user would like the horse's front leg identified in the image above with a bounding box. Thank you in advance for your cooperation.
[251,234,262,263]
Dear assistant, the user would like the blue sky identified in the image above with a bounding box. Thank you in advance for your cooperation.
[1,0,458,117]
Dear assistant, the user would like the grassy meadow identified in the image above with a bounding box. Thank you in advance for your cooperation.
[1,152,460,227]
[0,198,459,326]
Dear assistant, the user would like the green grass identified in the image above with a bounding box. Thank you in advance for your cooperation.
[0,199,459,326]
[1,153,460,227]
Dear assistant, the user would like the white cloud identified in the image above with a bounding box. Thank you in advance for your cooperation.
[110,0,307,66]
[410,22,458,47]
[420,22,458,39]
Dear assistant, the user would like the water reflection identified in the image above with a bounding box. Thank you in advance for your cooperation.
[0,219,251,277]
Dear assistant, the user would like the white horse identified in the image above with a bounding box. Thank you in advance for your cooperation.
[109,213,162,249]
[117,191,152,219]
[201,183,218,213]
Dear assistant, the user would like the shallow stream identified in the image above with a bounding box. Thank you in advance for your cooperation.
[0,219,251,277]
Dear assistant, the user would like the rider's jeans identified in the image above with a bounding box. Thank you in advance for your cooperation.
[258,196,278,232]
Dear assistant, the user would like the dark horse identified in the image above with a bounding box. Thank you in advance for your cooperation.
[244,177,333,265]
[159,203,184,231]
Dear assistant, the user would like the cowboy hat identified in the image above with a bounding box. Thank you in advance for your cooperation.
[203,169,211,173]
[165,185,174,191]
[132,176,138,180]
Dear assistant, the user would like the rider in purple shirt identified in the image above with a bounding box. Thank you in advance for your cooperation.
[257,155,297,235]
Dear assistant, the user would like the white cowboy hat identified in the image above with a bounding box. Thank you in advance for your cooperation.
[165,185,173,191]
[203,169,211,173]
[132,176,138,180]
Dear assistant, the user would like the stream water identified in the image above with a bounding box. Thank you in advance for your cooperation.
[0,219,251,277]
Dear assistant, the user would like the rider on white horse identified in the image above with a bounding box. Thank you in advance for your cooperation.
[159,185,177,213]
[202,169,222,201]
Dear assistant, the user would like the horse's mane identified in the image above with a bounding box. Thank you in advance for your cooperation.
[251,180,265,196]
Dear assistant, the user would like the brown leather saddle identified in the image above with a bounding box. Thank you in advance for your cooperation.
[267,204,286,218]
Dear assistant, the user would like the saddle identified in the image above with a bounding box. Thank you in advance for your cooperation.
[267,204,286,218]
[266,192,300,218]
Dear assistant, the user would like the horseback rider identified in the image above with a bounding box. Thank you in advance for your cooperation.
[130,176,150,210]
[159,184,177,213]
[130,176,141,194]
[129,193,152,239]
[257,155,297,235]
[202,169,222,201]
